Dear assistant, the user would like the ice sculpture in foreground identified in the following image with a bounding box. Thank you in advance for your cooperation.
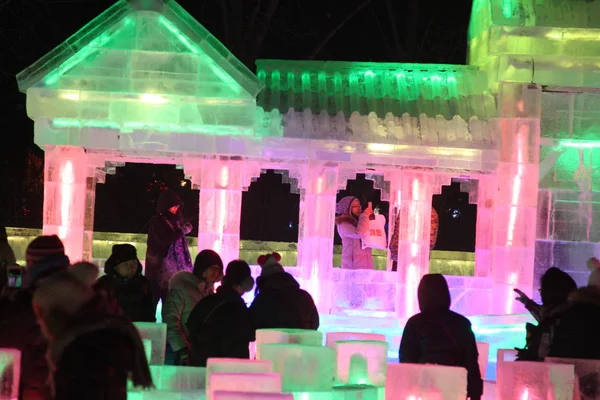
[385,363,467,400]
[208,372,281,400]
[496,360,574,400]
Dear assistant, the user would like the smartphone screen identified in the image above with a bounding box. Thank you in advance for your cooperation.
[7,266,23,289]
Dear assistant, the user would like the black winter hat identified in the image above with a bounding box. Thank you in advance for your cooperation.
[222,260,252,287]
[105,244,139,271]
[193,249,224,278]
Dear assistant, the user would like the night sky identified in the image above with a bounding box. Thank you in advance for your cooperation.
[0,0,474,244]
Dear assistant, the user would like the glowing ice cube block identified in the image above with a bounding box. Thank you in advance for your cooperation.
[213,392,293,400]
[206,358,273,390]
[496,360,574,400]
[546,357,600,400]
[255,329,323,359]
[142,339,152,363]
[259,344,335,392]
[208,372,281,400]
[497,349,518,364]
[325,332,386,348]
[134,322,167,365]
[385,363,467,400]
[150,365,206,391]
[335,340,388,386]
[476,342,489,378]
[0,348,21,400]
[292,386,381,400]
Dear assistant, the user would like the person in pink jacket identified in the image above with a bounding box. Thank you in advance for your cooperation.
[335,196,373,270]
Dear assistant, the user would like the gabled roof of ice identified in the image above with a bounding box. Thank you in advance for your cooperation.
[255,60,496,121]
[16,0,263,99]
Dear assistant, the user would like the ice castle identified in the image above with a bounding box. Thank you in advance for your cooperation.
[6,0,600,395]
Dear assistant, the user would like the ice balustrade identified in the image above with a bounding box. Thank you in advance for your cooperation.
[385,363,467,400]
[546,357,600,400]
[208,372,282,400]
[496,360,575,400]
[134,322,167,365]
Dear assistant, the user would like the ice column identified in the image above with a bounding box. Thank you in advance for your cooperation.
[42,146,89,262]
[491,83,541,314]
[474,176,496,277]
[296,162,338,313]
[187,158,246,264]
[393,170,435,319]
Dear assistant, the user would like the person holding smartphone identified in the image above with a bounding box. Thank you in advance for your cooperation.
[335,196,373,270]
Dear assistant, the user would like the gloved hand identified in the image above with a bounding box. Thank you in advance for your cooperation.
[182,222,193,235]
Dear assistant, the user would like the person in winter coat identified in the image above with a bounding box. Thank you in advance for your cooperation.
[69,262,100,287]
[399,274,483,400]
[549,282,600,360]
[32,272,153,400]
[0,225,16,290]
[389,207,439,271]
[187,260,255,367]
[250,253,319,330]
[335,196,373,270]
[96,244,155,322]
[0,235,70,400]
[513,267,576,361]
[145,189,194,314]
[163,249,224,365]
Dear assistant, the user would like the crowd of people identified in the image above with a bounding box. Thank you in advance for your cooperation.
[0,189,598,400]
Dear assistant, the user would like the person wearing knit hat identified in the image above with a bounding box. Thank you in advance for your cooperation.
[96,244,154,323]
[335,196,373,270]
[162,249,223,365]
[186,260,255,366]
[0,234,70,399]
[24,235,70,288]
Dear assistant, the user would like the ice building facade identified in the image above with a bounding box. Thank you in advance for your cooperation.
[15,0,599,322]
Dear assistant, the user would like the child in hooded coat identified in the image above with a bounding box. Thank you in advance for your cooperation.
[399,274,483,400]
[334,196,373,270]
[96,244,155,322]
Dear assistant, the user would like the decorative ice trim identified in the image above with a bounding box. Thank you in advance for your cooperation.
[275,109,496,148]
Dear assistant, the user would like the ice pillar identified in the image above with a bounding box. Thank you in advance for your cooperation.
[296,162,338,313]
[491,83,541,314]
[393,170,435,319]
[187,158,247,265]
[474,175,497,277]
[42,146,90,262]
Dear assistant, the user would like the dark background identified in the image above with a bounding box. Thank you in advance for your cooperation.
[0,0,475,248]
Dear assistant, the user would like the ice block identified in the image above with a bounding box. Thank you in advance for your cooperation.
[496,360,574,400]
[334,340,388,386]
[290,385,381,400]
[259,343,335,392]
[476,342,489,378]
[208,372,281,400]
[325,332,386,348]
[134,322,167,365]
[255,329,323,359]
[546,357,600,400]
[142,339,152,364]
[150,365,206,391]
[385,363,467,400]
[0,348,21,400]
[213,392,293,400]
[206,358,273,390]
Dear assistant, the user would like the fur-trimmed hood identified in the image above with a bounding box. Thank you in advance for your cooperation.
[335,214,357,225]
[569,286,600,308]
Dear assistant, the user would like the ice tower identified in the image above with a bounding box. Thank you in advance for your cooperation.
[15,0,598,327]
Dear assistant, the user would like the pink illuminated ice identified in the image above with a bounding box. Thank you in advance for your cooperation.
[546,357,600,400]
[134,322,167,365]
[213,392,293,400]
[385,363,467,400]
[208,372,281,400]
[476,342,489,378]
[496,360,574,400]
[325,331,386,348]
[255,329,323,359]
[206,358,273,390]
[335,340,388,386]
[259,343,335,392]
[0,348,21,400]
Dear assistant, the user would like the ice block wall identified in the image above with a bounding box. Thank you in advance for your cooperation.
[296,162,338,312]
[491,83,541,314]
[42,146,90,262]
[536,90,600,289]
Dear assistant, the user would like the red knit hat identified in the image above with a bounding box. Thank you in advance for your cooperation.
[26,235,66,263]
